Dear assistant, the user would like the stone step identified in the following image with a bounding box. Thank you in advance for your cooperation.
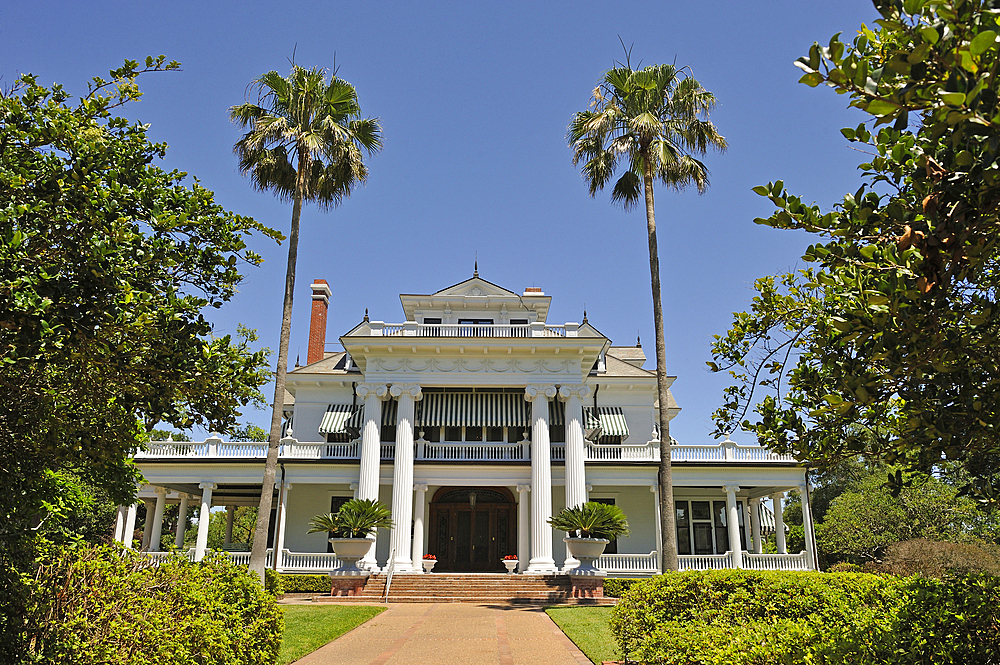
[313,594,617,606]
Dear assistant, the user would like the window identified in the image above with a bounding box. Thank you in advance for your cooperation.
[465,426,484,442]
[589,498,618,554]
[423,317,442,324]
[691,501,713,555]
[325,432,352,443]
[510,318,528,325]
[486,427,504,442]
[675,501,691,555]
[507,426,526,443]
[445,426,462,441]
[326,496,352,552]
[421,426,441,442]
[381,425,396,443]
[713,501,730,555]
[458,318,493,324]
[549,425,565,443]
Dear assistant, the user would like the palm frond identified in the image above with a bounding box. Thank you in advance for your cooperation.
[610,171,642,210]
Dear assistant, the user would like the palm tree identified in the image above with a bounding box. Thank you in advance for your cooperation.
[231,64,382,581]
[568,60,725,571]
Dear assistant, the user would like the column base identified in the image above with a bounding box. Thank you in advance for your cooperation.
[525,557,558,574]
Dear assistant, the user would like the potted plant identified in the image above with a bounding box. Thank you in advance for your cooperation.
[547,502,630,576]
[308,498,393,575]
[421,553,437,573]
[502,554,518,573]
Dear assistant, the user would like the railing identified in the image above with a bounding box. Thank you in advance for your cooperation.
[599,551,658,574]
[141,548,274,567]
[678,552,734,570]
[382,546,397,603]
[136,438,794,464]
[282,550,340,573]
[741,551,812,571]
[368,321,574,338]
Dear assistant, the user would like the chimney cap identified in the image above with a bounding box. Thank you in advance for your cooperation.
[311,280,332,299]
[523,287,544,296]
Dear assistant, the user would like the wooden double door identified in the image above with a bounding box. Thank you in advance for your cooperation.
[428,487,516,572]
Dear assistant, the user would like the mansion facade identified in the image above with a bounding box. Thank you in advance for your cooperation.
[125,274,818,576]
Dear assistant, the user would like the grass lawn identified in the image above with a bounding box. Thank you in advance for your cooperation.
[279,605,386,664]
[546,606,620,665]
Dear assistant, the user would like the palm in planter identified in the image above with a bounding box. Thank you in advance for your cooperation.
[549,502,630,576]
[308,499,392,574]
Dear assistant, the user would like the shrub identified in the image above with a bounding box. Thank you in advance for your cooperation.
[828,562,862,573]
[880,538,1000,577]
[264,568,284,595]
[603,578,644,598]
[278,574,332,594]
[307,499,392,539]
[26,544,282,665]
[547,502,630,540]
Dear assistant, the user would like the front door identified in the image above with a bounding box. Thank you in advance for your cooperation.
[428,487,515,572]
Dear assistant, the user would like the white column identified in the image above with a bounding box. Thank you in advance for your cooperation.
[517,484,531,572]
[390,384,421,572]
[356,382,388,570]
[652,485,663,570]
[723,485,743,568]
[749,497,762,554]
[113,506,126,543]
[356,382,388,501]
[175,493,190,550]
[149,488,168,552]
[274,482,291,571]
[412,484,428,571]
[194,483,216,561]
[799,483,817,569]
[350,482,359,499]
[526,384,557,573]
[123,503,138,549]
[140,500,155,550]
[771,492,786,554]
[559,384,590,510]
[225,505,235,545]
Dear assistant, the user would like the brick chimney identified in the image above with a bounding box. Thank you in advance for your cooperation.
[307,280,332,365]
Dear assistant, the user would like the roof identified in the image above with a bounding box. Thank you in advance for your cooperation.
[607,346,646,367]
[288,351,356,375]
[603,354,655,378]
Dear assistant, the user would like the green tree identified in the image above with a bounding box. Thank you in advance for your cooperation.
[568,58,726,570]
[711,0,1000,506]
[230,63,382,581]
[0,58,275,661]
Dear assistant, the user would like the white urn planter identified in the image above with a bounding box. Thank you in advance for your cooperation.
[503,559,519,574]
[328,537,375,576]
[563,537,609,576]
[422,559,437,573]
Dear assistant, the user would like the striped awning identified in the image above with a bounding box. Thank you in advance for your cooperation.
[319,404,360,435]
[583,406,630,438]
[418,392,530,427]
[548,401,601,429]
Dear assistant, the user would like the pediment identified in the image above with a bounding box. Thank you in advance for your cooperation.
[432,277,518,298]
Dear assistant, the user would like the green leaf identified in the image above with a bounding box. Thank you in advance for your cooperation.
[867,100,899,115]
[919,26,940,45]
[970,30,997,56]
[799,72,824,87]
[941,92,967,106]
[751,185,769,196]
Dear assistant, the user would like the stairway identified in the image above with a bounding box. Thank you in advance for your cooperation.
[313,573,616,605]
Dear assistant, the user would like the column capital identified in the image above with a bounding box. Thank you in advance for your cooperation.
[356,382,390,399]
[770,491,786,500]
[390,383,423,400]
[586,484,593,492]
[153,486,169,496]
[350,483,358,491]
[750,496,763,505]
[722,484,741,494]
[650,485,658,493]
[413,483,428,492]
[525,384,557,400]
[558,384,591,401]
[177,492,190,500]
[516,484,531,493]
[198,482,217,491]
[273,482,292,491]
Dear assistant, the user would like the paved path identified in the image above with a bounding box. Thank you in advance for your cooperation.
[293,603,595,665]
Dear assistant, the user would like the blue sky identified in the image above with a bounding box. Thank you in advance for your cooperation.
[2,0,879,445]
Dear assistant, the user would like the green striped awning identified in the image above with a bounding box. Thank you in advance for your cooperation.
[418,392,530,427]
[583,406,630,438]
[319,404,359,435]
[548,400,600,429]
[382,400,398,427]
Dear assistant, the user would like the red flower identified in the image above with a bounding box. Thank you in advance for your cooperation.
[503,554,518,560]
[422,554,436,560]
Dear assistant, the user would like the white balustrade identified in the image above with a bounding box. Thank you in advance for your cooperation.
[741,551,812,571]
[678,552,734,570]
[136,438,793,464]
[599,551,658,574]
[280,550,340,572]
[376,322,570,338]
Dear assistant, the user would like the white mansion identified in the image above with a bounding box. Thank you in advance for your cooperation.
[125,274,818,576]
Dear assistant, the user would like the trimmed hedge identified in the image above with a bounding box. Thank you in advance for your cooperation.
[26,545,283,665]
[609,570,1000,665]
[278,574,332,594]
[603,578,644,598]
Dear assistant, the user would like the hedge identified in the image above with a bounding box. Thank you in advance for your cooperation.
[26,545,283,665]
[277,574,332,594]
[603,578,644,598]
[609,570,1000,665]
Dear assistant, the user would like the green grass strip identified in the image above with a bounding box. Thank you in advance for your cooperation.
[546,606,619,665]
[279,605,386,664]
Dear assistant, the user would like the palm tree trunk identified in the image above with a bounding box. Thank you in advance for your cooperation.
[644,159,679,572]
[249,147,311,582]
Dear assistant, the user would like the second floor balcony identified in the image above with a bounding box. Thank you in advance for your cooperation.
[359,321,584,338]
[136,436,797,464]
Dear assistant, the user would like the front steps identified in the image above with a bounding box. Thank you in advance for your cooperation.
[313,573,616,605]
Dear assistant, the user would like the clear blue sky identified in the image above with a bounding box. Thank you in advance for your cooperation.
[2,0,879,445]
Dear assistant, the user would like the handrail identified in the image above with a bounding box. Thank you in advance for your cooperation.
[382,546,396,603]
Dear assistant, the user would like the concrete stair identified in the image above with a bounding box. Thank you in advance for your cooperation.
[313,573,616,605]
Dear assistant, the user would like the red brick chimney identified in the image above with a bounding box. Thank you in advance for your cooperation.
[307,280,332,365]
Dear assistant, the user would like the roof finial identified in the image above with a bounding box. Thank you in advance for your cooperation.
[582,307,588,324]
[363,308,369,322]
[636,332,641,348]
[295,353,300,367]
[474,255,479,278]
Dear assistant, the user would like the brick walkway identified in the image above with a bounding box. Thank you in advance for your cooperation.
[292,603,594,665]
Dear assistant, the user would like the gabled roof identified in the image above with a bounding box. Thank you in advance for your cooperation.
[398,274,552,322]
[428,276,519,298]
[288,351,357,375]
